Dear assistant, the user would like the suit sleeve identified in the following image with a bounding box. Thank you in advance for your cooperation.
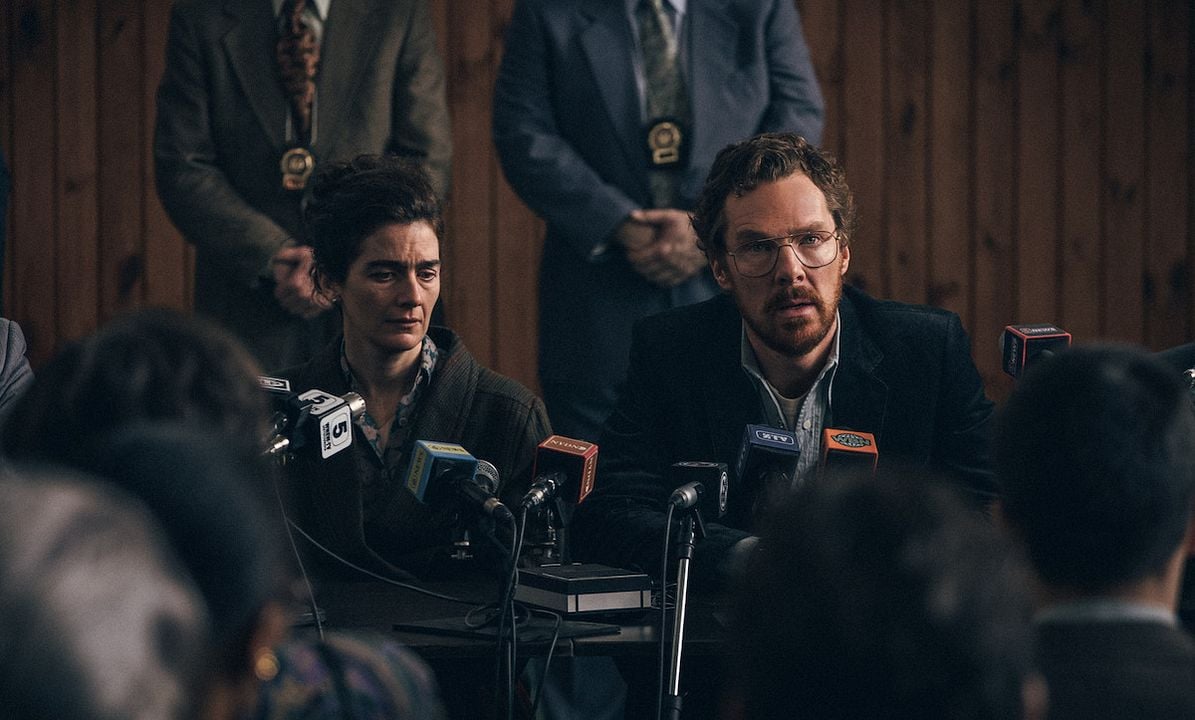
[387,0,453,199]
[153,5,289,289]
[572,318,750,587]
[492,0,639,258]
[757,0,826,145]
[0,319,33,422]
[933,314,998,504]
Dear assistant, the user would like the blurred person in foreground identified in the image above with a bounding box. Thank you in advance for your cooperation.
[0,310,292,718]
[0,467,209,720]
[0,307,271,468]
[279,154,551,581]
[996,345,1195,719]
[727,472,1044,720]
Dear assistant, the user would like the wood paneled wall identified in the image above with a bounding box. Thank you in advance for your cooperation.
[2,0,1191,402]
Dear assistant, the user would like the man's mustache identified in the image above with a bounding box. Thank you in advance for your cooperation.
[766,288,822,313]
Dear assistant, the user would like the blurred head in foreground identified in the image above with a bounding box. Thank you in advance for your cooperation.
[0,467,208,720]
[728,473,1042,720]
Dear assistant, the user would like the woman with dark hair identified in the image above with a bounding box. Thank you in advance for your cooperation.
[280,153,551,581]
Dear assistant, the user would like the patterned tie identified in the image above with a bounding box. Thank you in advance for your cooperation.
[276,0,320,142]
[637,0,688,208]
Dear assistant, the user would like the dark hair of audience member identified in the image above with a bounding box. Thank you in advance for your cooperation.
[81,423,297,719]
[0,307,270,466]
[690,132,856,255]
[729,472,1037,720]
[303,153,444,290]
[0,466,209,720]
[995,344,1195,593]
[253,632,447,720]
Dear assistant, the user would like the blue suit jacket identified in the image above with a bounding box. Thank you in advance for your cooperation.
[493,0,824,391]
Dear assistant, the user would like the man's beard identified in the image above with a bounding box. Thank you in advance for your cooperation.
[744,284,840,359]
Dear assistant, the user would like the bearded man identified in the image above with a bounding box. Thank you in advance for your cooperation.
[572,132,996,587]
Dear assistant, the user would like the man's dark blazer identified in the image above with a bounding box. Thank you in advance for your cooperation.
[492,0,825,425]
[155,0,452,369]
[1036,620,1195,719]
[571,286,996,583]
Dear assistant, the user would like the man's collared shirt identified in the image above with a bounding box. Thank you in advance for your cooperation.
[740,311,841,491]
[272,0,330,43]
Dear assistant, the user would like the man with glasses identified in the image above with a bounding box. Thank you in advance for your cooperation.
[573,132,997,591]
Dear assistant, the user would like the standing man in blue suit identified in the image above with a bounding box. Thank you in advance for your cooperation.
[494,0,824,441]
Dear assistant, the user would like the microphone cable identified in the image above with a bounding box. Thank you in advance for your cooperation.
[494,506,526,720]
[285,519,488,606]
[268,461,325,640]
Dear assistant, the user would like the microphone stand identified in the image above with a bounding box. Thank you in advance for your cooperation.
[551,494,573,564]
[663,505,706,720]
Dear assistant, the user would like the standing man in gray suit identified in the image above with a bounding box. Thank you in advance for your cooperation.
[155,0,451,370]
[494,0,824,442]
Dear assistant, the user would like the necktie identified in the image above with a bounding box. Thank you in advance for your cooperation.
[276,0,320,142]
[637,0,688,208]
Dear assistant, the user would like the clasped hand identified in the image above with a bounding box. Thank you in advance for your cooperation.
[616,209,707,288]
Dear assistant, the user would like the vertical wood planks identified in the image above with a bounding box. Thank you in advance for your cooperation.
[797,0,843,157]
[1144,0,1190,350]
[1059,0,1103,342]
[928,0,973,322]
[491,0,542,393]
[441,0,497,369]
[97,0,144,320]
[1102,0,1146,342]
[55,0,99,343]
[142,0,191,311]
[973,1,1019,398]
[1016,0,1063,325]
[885,0,929,304]
[841,0,885,296]
[9,0,57,364]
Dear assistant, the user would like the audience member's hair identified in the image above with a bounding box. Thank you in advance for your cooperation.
[996,344,1195,593]
[691,132,856,255]
[0,307,270,465]
[83,423,295,680]
[253,632,447,720]
[730,473,1035,720]
[0,467,208,720]
[303,154,444,288]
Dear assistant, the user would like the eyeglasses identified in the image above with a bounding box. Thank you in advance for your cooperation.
[725,230,842,277]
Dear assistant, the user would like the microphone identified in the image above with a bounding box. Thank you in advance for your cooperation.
[669,461,728,518]
[404,440,514,522]
[262,387,366,459]
[735,424,800,488]
[520,435,599,509]
[1000,324,1071,378]
[819,428,878,480]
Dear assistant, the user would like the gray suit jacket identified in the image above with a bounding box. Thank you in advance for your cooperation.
[154,0,451,368]
[493,0,824,392]
[0,319,33,426]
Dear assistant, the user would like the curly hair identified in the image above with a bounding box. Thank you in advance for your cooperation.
[691,133,856,255]
[303,154,444,289]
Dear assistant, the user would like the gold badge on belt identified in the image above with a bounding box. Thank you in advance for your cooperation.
[280,147,315,191]
[645,118,685,168]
